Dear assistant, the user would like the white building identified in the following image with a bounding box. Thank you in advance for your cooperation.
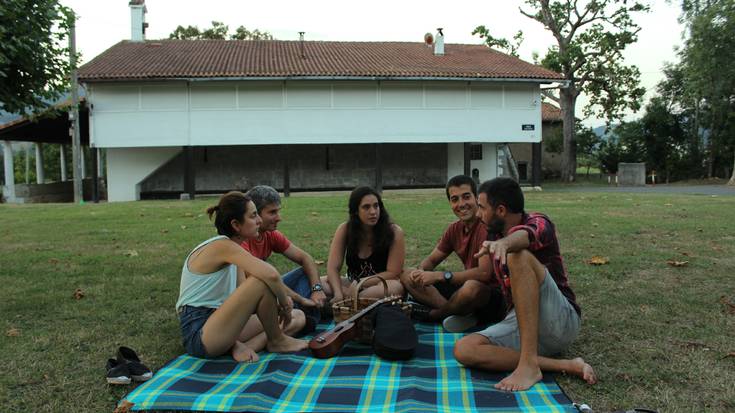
[76,1,562,202]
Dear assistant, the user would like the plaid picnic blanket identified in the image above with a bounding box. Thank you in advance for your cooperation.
[122,323,575,412]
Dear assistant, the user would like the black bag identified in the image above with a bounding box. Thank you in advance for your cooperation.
[372,304,418,361]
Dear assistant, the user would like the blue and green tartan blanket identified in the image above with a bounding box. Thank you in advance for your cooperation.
[122,323,575,412]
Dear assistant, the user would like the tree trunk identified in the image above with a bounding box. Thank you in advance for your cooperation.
[728,148,735,185]
[560,88,577,182]
[707,127,716,178]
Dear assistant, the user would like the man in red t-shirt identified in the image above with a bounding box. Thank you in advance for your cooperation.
[241,186,327,322]
[453,177,596,392]
[400,175,506,332]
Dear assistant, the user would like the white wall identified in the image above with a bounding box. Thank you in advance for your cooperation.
[88,80,542,148]
[447,143,498,183]
[106,146,180,201]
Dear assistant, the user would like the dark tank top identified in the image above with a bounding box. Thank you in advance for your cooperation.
[345,246,389,282]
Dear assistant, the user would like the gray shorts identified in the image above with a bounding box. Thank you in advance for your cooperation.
[474,270,580,357]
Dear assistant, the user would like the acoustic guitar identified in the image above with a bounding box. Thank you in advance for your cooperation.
[309,297,394,359]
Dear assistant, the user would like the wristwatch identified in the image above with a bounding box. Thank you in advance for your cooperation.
[443,271,453,283]
[311,283,324,292]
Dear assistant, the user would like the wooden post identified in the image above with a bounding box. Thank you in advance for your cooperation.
[2,140,15,201]
[60,144,67,181]
[35,143,44,184]
[183,146,195,199]
[463,142,471,176]
[91,147,99,203]
[283,145,290,197]
[80,148,86,179]
[69,15,83,203]
[531,142,542,187]
[375,143,383,192]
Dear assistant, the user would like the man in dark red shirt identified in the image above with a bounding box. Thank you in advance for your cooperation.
[454,177,597,391]
[400,175,505,332]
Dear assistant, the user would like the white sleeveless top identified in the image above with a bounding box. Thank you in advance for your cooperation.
[175,235,238,312]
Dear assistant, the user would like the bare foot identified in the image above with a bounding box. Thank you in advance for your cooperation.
[267,334,308,353]
[231,341,259,363]
[569,357,597,384]
[495,363,543,392]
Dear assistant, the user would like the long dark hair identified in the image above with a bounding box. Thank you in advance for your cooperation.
[206,191,253,237]
[346,186,394,255]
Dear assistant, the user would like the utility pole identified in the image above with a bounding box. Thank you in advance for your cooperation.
[69,13,82,203]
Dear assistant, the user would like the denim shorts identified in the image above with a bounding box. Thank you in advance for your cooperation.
[179,305,216,358]
[474,270,580,356]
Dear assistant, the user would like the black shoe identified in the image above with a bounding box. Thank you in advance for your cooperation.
[117,346,152,382]
[407,301,433,322]
[106,358,131,385]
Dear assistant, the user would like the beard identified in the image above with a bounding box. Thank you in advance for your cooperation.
[486,216,505,236]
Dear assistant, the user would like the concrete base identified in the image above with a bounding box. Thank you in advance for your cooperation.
[618,162,646,186]
[3,179,106,203]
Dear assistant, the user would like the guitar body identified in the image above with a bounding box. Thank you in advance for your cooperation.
[309,320,358,359]
[308,296,394,358]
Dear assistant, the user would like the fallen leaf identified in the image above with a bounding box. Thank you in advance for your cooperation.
[588,256,609,265]
[719,296,735,315]
[183,212,193,217]
[123,250,139,257]
[113,400,135,413]
[181,225,187,230]
[6,328,20,337]
[72,288,85,300]
[667,260,689,267]
[314,260,325,265]
[197,214,203,218]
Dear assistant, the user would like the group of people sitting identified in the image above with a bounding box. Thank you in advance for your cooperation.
[175,175,597,391]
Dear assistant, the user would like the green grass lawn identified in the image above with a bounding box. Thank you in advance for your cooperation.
[1,190,733,412]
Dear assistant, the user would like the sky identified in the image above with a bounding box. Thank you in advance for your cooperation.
[60,0,686,127]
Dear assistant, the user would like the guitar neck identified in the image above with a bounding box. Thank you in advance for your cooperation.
[345,297,391,323]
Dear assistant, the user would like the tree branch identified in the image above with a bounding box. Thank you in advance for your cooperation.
[542,90,561,104]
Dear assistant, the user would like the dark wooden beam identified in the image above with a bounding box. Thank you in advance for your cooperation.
[183,146,195,199]
[463,142,471,176]
[375,143,383,192]
[531,142,542,187]
[283,145,291,197]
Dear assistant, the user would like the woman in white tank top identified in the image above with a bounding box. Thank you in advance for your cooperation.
[176,191,308,362]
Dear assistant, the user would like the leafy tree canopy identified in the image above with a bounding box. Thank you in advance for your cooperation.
[0,0,73,116]
[169,21,274,40]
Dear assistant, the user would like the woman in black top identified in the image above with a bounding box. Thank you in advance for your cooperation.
[325,187,405,302]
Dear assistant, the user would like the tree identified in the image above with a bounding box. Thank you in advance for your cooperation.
[576,125,601,176]
[479,1,648,182]
[0,0,73,115]
[169,21,274,40]
[676,0,735,183]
